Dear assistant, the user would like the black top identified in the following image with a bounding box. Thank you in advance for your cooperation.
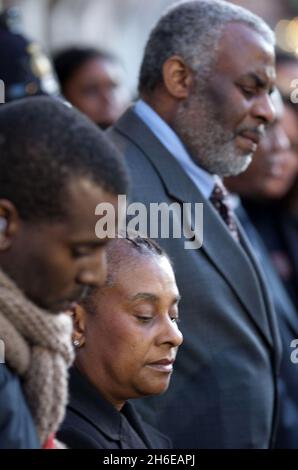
[58,367,171,449]
[243,199,298,310]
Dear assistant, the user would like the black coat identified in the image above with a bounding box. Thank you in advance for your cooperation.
[58,367,171,449]
[0,364,40,449]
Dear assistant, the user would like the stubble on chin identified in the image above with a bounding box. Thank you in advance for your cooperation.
[172,98,253,177]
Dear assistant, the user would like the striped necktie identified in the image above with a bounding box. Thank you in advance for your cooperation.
[210,183,240,242]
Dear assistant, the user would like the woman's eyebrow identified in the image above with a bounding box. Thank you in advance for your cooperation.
[129,293,182,303]
[129,293,158,302]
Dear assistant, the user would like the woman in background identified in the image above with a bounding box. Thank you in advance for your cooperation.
[53,47,129,129]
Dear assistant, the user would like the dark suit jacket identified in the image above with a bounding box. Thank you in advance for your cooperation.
[58,367,171,449]
[0,364,40,449]
[107,107,282,449]
[236,204,298,448]
[243,200,298,310]
[281,215,298,309]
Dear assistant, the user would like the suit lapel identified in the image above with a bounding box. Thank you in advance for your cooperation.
[114,108,274,346]
[236,219,281,357]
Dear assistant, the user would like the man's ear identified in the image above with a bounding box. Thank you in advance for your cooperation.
[0,199,20,250]
[162,55,194,100]
[70,303,87,348]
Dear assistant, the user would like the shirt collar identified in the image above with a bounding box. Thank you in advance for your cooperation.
[134,99,216,199]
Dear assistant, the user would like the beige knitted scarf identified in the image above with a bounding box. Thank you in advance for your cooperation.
[0,268,74,446]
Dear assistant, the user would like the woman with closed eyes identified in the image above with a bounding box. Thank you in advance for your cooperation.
[58,235,183,449]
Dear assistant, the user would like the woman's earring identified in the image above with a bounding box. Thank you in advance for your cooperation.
[73,339,81,348]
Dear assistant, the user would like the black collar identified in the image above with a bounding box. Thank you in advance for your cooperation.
[67,367,153,447]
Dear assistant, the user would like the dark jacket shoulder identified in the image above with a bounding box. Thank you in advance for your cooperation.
[0,364,40,449]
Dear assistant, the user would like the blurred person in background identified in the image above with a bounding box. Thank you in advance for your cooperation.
[0,7,60,102]
[232,52,298,310]
[274,52,298,304]
[53,47,130,129]
[58,235,183,449]
[0,97,129,449]
[225,90,298,448]
[225,89,297,200]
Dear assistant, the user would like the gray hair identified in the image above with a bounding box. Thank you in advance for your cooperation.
[139,0,275,93]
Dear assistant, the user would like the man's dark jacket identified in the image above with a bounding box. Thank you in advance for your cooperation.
[0,364,40,448]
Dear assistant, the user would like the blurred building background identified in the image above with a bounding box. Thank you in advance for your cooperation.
[1,0,298,94]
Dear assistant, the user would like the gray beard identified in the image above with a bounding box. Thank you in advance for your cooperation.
[173,91,253,177]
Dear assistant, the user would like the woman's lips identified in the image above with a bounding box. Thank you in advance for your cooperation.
[146,359,175,373]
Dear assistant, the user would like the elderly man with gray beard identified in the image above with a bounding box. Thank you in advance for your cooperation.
[108,0,281,448]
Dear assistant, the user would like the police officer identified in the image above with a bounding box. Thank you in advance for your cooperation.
[0,7,60,102]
